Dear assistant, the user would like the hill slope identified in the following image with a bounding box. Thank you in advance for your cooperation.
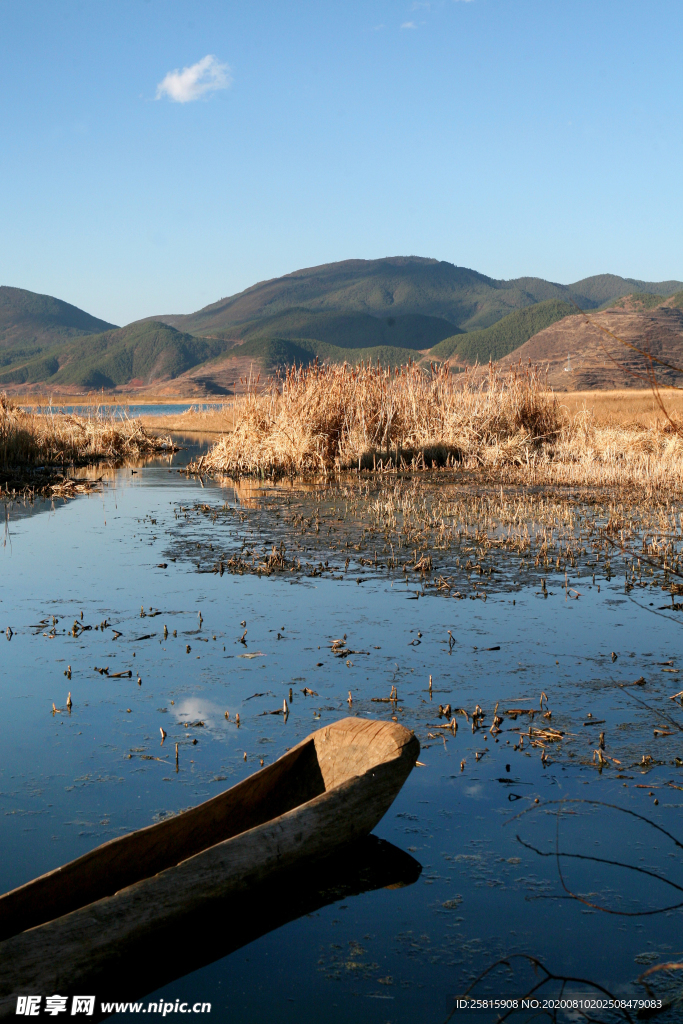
[155,257,683,336]
[0,286,117,349]
[233,335,419,370]
[569,275,683,308]
[4,272,683,395]
[498,305,683,390]
[211,306,457,350]
[430,300,575,364]
[0,321,226,390]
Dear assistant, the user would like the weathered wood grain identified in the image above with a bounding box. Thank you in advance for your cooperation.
[0,736,323,943]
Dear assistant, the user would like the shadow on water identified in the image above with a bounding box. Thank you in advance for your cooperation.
[71,837,420,1021]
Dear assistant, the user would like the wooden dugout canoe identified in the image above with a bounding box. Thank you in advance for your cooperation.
[0,717,419,1011]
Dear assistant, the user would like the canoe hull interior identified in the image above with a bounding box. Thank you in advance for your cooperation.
[0,717,419,1010]
[0,727,325,944]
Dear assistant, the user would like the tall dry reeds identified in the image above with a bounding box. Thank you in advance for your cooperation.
[192,361,683,490]
[197,361,562,476]
[0,392,174,470]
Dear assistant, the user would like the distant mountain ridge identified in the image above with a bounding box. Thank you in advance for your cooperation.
[2,259,683,393]
[0,321,226,390]
[211,307,458,350]
[154,257,683,335]
[431,300,576,364]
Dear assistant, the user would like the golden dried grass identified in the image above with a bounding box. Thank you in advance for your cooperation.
[138,403,234,434]
[193,362,683,492]
[196,362,561,476]
[561,388,683,429]
[0,392,174,469]
[511,421,683,492]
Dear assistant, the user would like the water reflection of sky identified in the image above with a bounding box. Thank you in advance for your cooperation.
[2,464,683,1022]
[20,404,222,417]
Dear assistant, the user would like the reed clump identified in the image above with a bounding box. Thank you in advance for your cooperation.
[0,393,175,472]
[192,361,683,489]
[196,362,562,476]
[520,410,683,490]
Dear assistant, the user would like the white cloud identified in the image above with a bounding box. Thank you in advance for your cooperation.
[156,55,232,104]
[400,21,417,29]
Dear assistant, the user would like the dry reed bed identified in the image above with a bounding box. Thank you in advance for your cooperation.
[498,423,683,492]
[362,476,683,586]
[1,393,175,494]
[193,362,558,475]
[138,403,234,434]
[192,363,683,489]
[342,476,683,577]
[561,388,683,429]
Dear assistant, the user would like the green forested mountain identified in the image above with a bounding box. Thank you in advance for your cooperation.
[156,257,682,336]
[213,307,457,350]
[233,335,419,370]
[430,300,575,364]
[0,286,117,349]
[0,321,226,389]
[568,275,683,307]
[2,261,683,390]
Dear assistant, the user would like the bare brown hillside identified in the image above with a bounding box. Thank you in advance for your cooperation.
[148,352,264,396]
[498,306,683,390]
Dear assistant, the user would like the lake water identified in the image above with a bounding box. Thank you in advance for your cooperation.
[20,404,224,418]
[2,451,682,1022]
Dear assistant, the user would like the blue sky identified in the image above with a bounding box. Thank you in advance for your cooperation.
[1,0,682,326]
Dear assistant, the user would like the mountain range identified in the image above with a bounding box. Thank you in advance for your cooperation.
[156,258,682,334]
[1,258,682,394]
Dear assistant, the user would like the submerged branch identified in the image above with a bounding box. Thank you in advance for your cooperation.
[508,799,683,917]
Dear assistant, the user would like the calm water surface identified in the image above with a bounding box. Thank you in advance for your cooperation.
[2,455,682,1022]
[21,403,222,417]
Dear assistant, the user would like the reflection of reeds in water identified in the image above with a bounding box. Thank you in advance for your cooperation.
[193,362,683,488]
[186,464,683,611]
[0,393,174,471]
